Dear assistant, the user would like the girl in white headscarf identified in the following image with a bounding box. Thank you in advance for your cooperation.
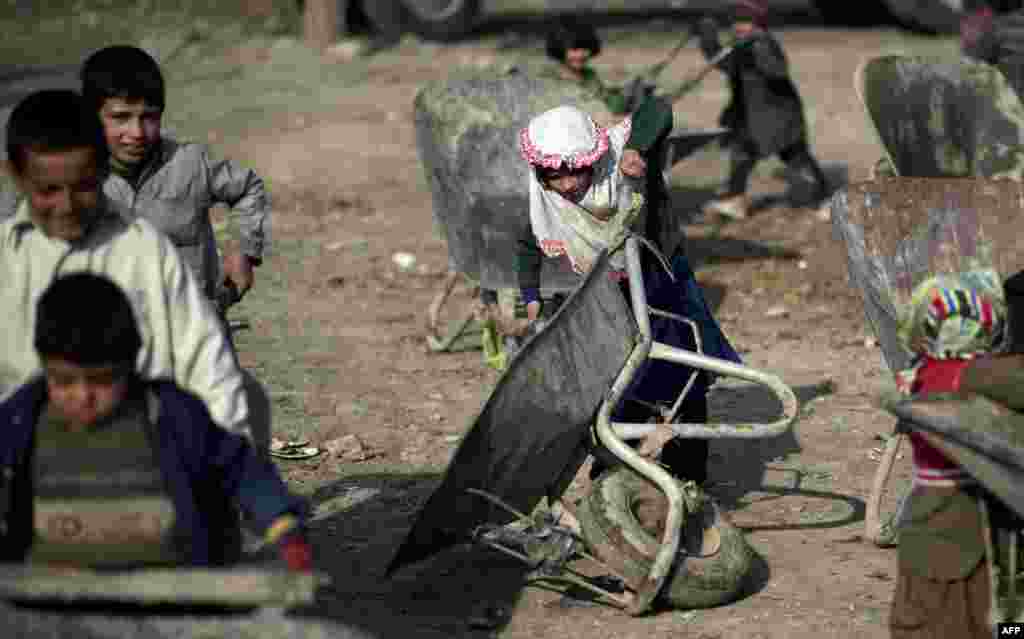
[516,99,742,483]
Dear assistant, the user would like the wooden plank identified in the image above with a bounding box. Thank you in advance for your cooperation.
[0,564,323,607]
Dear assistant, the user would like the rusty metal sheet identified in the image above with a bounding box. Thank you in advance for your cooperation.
[859,55,1024,179]
[388,250,636,574]
[831,177,1024,372]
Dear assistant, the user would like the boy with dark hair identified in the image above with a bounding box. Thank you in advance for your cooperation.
[80,45,270,314]
[0,88,258,445]
[0,272,311,570]
[697,0,829,219]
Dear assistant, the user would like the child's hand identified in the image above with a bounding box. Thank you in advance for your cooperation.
[277,529,313,572]
[222,251,255,297]
[620,150,647,178]
[266,514,313,572]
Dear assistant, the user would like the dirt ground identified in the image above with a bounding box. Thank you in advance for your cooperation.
[197,20,972,639]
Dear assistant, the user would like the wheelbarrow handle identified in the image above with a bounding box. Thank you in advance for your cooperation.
[593,237,798,615]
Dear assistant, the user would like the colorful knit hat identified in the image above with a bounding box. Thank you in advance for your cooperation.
[519,105,610,171]
[898,271,1007,361]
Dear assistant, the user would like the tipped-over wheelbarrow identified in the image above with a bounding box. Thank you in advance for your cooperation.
[831,176,1024,547]
[388,236,797,615]
[844,53,1024,546]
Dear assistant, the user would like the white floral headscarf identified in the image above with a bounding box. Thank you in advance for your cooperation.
[519,105,644,274]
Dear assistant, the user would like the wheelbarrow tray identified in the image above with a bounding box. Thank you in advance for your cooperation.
[0,563,321,608]
[665,127,728,168]
[830,177,1024,373]
[856,55,1024,179]
[388,250,637,574]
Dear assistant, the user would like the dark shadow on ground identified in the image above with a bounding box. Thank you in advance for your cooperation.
[706,380,864,532]
[293,472,530,639]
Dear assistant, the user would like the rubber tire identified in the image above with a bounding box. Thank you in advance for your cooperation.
[396,0,480,42]
[578,466,753,609]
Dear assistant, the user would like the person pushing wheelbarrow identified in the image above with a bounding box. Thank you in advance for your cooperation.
[509,101,742,484]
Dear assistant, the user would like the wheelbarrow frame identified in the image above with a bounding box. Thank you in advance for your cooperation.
[469,236,798,614]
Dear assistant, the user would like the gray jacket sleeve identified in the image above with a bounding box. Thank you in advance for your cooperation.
[202,149,271,264]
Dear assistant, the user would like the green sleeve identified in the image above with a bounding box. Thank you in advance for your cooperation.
[625,95,673,154]
[582,67,629,115]
[961,355,1024,412]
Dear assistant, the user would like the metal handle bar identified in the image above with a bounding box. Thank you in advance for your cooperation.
[593,237,798,615]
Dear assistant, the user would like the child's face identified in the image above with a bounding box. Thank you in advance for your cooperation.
[540,165,594,203]
[14,147,103,242]
[565,48,591,71]
[98,97,162,167]
[43,358,130,431]
[734,21,757,37]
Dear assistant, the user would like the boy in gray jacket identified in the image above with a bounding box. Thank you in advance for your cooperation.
[80,45,270,315]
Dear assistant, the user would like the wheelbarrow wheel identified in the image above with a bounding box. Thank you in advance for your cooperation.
[577,466,753,609]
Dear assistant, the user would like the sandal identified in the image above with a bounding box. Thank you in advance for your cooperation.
[271,437,310,452]
[270,445,322,460]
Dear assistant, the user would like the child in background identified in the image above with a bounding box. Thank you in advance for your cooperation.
[80,45,270,320]
[697,0,828,219]
[543,17,632,115]
[0,273,310,570]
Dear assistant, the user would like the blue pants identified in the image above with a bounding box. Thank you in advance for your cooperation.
[609,249,742,482]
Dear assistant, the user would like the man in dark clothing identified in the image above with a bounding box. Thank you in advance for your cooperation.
[962,1,1024,97]
[698,0,828,219]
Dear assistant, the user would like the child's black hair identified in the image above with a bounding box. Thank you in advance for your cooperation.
[5,89,109,174]
[80,45,166,115]
[34,272,142,368]
[545,17,602,63]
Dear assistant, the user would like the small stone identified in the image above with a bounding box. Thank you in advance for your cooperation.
[428,391,444,401]
[764,306,789,318]
[323,434,372,462]
[864,336,878,348]
[797,260,808,270]
[327,38,368,60]
[392,252,417,271]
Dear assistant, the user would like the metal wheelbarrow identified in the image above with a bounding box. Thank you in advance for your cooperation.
[388,236,797,616]
[830,176,1024,547]
[845,53,1024,546]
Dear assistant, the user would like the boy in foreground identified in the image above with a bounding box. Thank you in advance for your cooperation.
[0,89,260,445]
[0,272,311,570]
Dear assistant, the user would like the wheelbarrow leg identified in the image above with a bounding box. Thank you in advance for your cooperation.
[592,238,799,615]
[426,269,478,352]
[865,424,907,547]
